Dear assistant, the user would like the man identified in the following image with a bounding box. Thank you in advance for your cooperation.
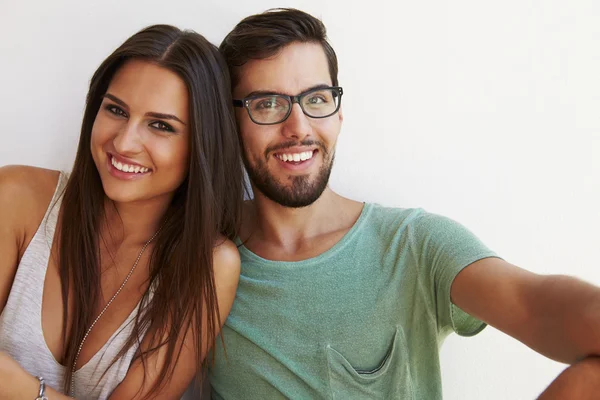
[210,8,600,399]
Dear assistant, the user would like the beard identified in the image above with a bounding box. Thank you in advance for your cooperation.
[244,142,334,208]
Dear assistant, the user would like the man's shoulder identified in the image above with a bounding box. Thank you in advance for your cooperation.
[363,202,425,226]
[360,203,462,241]
[365,203,454,224]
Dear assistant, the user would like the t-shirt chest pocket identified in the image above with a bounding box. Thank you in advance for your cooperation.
[326,326,415,399]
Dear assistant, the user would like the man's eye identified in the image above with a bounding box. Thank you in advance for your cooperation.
[307,96,326,104]
[150,121,174,132]
[258,101,273,109]
[256,99,280,109]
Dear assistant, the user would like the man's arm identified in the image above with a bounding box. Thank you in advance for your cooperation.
[538,356,600,399]
[451,257,600,364]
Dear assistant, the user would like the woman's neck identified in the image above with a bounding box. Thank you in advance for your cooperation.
[100,194,172,248]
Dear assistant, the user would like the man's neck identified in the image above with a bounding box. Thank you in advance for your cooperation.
[241,187,364,261]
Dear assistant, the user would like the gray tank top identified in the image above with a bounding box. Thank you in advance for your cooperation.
[0,172,144,399]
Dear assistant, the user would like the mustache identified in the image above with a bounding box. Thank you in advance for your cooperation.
[265,140,327,157]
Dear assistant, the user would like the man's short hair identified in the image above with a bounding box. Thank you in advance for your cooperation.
[220,8,339,89]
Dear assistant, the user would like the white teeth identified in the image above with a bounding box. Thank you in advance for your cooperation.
[277,150,314,163]
[110,156,149,174]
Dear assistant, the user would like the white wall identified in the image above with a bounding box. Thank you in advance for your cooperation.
[1,0,599,398]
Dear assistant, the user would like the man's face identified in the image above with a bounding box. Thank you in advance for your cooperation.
[233,42,343,208]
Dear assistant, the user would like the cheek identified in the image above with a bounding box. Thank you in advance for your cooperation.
[149,138,189,176]
[90,119,110,164]
[90,115,116,149]
[316,119,341,145]
[240,129,263,159]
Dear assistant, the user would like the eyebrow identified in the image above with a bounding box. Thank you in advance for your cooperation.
[103,93,187,126]
[245,84,332,98]
[145,112,186,126]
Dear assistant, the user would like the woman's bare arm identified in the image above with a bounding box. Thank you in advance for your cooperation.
[108,238,241,399]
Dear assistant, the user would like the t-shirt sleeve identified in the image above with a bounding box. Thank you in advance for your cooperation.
[411,211,499,336]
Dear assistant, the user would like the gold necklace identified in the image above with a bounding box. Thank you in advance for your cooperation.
[70,229,160,396]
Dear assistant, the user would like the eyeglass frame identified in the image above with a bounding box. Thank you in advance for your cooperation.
[232,86,344,126]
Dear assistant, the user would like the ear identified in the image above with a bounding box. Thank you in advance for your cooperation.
[337,105,344,124]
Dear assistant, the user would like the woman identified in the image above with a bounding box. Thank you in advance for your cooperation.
[0,24,244,399]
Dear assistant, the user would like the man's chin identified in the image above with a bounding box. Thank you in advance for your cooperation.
[265,193,322,208]
[246,155,334,208]
[253,179,326,208]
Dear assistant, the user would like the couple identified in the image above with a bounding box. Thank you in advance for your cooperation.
[1,8,600,400]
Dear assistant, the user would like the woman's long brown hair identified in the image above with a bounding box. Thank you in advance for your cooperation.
[58,25,245,396]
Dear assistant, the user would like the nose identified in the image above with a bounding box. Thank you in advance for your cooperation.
[281,103,311,141]
[113,121,144,155]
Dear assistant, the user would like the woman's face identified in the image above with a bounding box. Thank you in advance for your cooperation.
[91,59,190,206]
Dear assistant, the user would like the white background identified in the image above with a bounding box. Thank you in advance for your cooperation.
[1,1,599,398]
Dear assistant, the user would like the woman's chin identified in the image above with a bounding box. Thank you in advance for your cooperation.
[99,180,146,203]
[97,171,182,207]
[104,190,147,204]
[102,184,177,207]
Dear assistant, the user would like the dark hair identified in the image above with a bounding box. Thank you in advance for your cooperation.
[58,24,244,396]
[219,8,338,89]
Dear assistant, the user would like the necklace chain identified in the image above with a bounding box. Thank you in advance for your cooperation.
[70,228,160,396]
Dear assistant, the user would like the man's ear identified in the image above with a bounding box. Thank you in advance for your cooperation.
[338,105,344,124]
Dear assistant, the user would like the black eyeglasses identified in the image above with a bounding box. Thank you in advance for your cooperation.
[233,86,343,125]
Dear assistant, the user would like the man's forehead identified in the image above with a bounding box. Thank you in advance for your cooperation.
[234,42,332,97]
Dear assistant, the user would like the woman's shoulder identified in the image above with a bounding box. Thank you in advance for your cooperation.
[212,236,241,282]
[0,165,61,204]
[211,237,240,326]
[0,165,62,235]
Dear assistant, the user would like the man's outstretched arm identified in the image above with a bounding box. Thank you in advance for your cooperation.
[538,356,600,399]
[451,257,600,364]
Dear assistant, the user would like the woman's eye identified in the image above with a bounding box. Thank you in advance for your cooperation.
[150,121,175,132]
[106,105,127,117]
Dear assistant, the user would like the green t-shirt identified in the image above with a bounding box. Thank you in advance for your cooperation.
[210,204,498,399]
